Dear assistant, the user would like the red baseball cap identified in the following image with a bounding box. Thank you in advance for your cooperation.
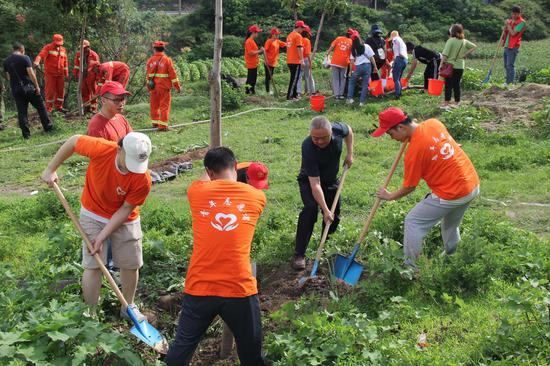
[346,28,356,35]
[303,25,312,35]
[295,20,306,28]
[371,107,408,137]
[270,27,281,35]
[100,81,131,96]
[247,162,269,190]
[248,25,262,33]
[350,30,360,40]
[53,34,64,46]
[153,40,168,47]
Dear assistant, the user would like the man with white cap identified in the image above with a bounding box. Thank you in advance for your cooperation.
[41,131,152,319]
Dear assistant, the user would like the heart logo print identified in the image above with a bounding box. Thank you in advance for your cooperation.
[211,213,239,232]
[116,186,127,196]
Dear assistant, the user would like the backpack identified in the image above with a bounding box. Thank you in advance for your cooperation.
[366,36,386,68]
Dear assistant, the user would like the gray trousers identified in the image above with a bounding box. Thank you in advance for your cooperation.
[404,187,479,266]
[331,66,347,97]
[297,59,315,94]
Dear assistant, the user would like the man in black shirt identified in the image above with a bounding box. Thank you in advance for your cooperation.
[365,24,386,81]
[404,42,441,90]
[293,116,354,270]
[3,42,52,139]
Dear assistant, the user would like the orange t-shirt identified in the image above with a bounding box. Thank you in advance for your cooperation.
[75,135,152,221]
[303,37,312,58]
[286,31,303,65]
[244,37,260,69]
[264,38,286,67]
[185,180,267,297]
[403,119,480,200]
[330,36,352,67]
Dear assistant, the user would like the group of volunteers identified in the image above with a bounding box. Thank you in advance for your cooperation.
[2,36,181,138]
[242,5,526,109]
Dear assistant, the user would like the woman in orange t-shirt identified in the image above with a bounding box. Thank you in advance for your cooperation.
[297,25,316,96]
[263,27,286,94]
[325,29,353,99]
[244,25,264,94]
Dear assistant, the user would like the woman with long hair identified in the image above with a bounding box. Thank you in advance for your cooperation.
[297,25,316,96]
[440,24,477,109]
[346,33,378,106]
[244,25,264,94]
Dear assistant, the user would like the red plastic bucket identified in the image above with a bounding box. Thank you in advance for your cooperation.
[428,78,445,96]
[401,78,408,89]
[369,80,383,96]
[310,95,325,112]
[386,77,395,91]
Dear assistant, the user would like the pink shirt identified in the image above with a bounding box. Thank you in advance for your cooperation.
[87,113,132,142]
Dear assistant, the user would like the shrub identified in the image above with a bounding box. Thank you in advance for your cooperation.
[221,80,245,111]
[440,106,491,141]
[531,99,550,138]
[526,67,550,85]
[222,35,244,58]
[188,63,201,82]
[484,155,523,171]
[461,68,484,91]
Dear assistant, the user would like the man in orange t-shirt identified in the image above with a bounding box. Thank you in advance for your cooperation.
[166,147,267,366]
[244,25,264,95]
[263,27,286,94]
[326,29,353,99]
[286,20,306,100]
[41,132,152,319]
[372,107,480,271]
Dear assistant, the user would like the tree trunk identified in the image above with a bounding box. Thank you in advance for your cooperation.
[209,0,222,147]
[76,10,87,116]
[311,10,326,63]
[0,77,4,124]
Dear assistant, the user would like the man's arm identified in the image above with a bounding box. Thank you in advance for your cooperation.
[405,58,418,79]
[308,176,333,223]
[325,45,335,59]
[26,67,40,95]
[344,125,354,167]
[90,202,135,254]
[376,185,416,201]
[298,47,304,65]
[41,135,81,186]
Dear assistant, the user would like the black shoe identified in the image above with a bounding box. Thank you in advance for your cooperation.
[23,135,30,140]
[0,124,5,131]
[44,125,54,133]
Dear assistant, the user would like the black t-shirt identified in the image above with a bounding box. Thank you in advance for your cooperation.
[3,54,33,91]
[365,36,386,68]
[298,122,349,184]
[412,45,439,64]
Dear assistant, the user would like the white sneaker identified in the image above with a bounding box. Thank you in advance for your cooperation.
[269,90,274,95]
[346,98,354,104]
[359,102,365,107]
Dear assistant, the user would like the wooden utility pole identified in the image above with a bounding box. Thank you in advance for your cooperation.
[209,0,222,147]
[76,10,87,116]
[178,0,182,14]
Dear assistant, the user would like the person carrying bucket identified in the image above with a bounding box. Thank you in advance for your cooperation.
[404,41,441,91]
[372,107,480,273]
[292,116,354,270]
[244,25,264,95]
[440,24,477,109]
[346,31,378,106]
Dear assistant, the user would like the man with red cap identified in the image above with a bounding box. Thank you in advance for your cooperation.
[286,20,306,100]
[236,161,269,190]
[263,27,286,94]
[373,107,480,272]
[89,61,130,91]
[244,25,264,95]
[326,29,353,99]
[73,40,100,113]
[146,41,181,130]
[87,81,132,142]
[34,34,69,113]
[297,25,316,96]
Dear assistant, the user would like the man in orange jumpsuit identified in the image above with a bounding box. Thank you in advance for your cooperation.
[146,41,181,130]
[73,40,100,113]
[89,61,130,91]
[33,34,68,113]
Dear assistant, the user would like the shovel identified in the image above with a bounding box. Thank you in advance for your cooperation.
[263,50,280,97]
[482,30,505,85]
[51,182,169,354]
[298,165,349,285]
[334,142,407,285]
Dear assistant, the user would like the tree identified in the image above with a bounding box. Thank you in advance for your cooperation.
[279,0,306,20]
[210,0,222,147]
[311,0,348,61]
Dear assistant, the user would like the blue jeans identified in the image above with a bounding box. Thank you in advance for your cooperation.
[392,56,408,97]
[504,48,519,84]
[347,63,372,103]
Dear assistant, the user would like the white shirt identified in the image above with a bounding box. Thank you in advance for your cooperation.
[392,36,408,58]
[350,43,375,66]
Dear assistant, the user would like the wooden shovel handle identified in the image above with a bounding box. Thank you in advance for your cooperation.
[312,164,350,263]
[51,182,129,308]
[357,141,407,244]
[488,30,505,71]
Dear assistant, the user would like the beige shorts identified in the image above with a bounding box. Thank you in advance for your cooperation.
[80,215,143,270]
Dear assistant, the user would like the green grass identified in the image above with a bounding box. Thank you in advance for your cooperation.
[0,43,549,364]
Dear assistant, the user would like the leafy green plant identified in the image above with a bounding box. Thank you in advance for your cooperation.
[530,98,550,138]
[484,155,523,171]
[221,80,246,111]
[526,67,550,85]
[460,68,484,91]
[440,106,491,141]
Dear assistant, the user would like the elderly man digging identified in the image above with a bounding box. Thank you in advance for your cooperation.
[293,116,354,270]
[373,107,479,272]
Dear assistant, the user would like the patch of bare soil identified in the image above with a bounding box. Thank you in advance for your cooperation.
[471,83,550,130]
[150,147,208,172]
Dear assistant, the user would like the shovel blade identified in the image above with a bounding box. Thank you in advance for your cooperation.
[333,254,363,286]
[127,306,169,354]
[482,69,492,85]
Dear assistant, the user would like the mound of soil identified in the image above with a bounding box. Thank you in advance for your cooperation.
[472,83,550,130]
[150,147,208,172]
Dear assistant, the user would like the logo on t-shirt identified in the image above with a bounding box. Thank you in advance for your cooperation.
[202,197,250,232]
[429,132,455,161]
[211,213,239,232]
[116,186,127,196]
